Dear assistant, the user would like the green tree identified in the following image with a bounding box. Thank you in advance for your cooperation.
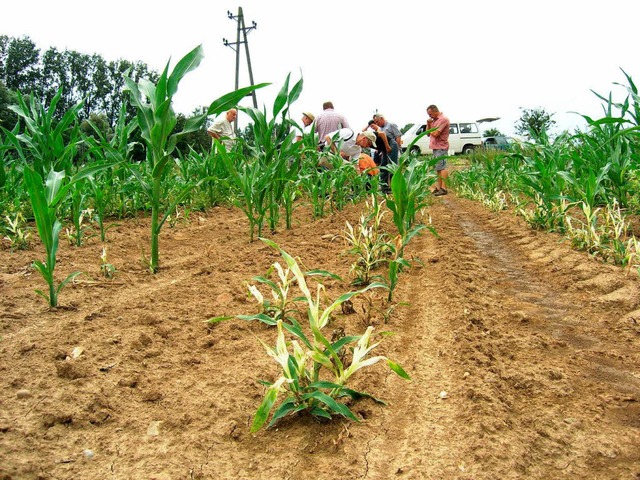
[515,107,556,140]
[483,127,503,137]
[173,107,212,155]
[4,36,41,95]
[0,80,17,129]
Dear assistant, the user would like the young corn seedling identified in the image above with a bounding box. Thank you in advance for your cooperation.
[23,166,106,307]
[65,207,96,247]
[2,212,32,250]
[249,238,409,432]
[100,246,117,279]
[209,238,408,431]
[343,196,391,286]
[245,261,302,324]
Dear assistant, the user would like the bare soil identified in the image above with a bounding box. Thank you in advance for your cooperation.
[1,194,639,480]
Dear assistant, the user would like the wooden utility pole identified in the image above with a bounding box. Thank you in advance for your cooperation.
[223,6,258,131]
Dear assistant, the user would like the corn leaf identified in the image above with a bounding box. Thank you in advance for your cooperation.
[387,359,411,380]
[267,398,298,428]
[338,387,387,405]
[167,45,204,97]
[251,383,282,433]
[303,391,359,422]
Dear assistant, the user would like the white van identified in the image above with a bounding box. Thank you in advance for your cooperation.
[401,120,483,155]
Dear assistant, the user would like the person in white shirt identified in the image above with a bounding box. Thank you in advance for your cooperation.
[207,108,237,150]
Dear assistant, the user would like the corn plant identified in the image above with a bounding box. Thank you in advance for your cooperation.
[5,87,82,177]
[299,165,333,218]
[343,196,391,286]
[23,165,107,307]
[219,149,273,241]
[66,179,92,246]
[222,238,408,432]
[386,154,434,256]
[2,212,32,250]
[123,45,266,271]
[237,73,304,235]
[100,247,117,279]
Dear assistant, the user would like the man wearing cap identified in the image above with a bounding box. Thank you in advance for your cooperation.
[295,112,315,143]
[318,128,376,169]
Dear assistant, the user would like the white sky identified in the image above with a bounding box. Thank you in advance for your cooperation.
[2,0,639,136]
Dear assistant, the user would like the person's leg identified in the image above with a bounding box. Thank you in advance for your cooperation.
[433,151,448,195]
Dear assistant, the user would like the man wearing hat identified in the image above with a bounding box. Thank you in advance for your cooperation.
[295,111,315,143]
[318,128,376,169]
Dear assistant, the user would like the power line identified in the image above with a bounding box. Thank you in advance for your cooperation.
[223,6,258,125]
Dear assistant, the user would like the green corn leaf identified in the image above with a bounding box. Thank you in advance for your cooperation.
[330,335,360,353]
[167,45,204,97]
[252,275,280,292]
[387,359,411,380]
[310,350,335,370]
[236,313,277,326]
[304,391,359,422]
[338,387,387,405]
[34,289,50,302]
[305,269,343,281]
[206,316,234,324]
[308,381,343,390]
[251,383,282,433]
[281,320,312,349]
[272,73,291,118]
[207,83,270,116]
[56,271,83,295]
[309,406,333,420]
[267,398,298,428]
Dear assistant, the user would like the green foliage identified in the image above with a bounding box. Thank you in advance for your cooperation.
[343,195,391,286]
[123,44,266,270]
[515,107,556,141]
[0,80,17,130]
[23,165,108,307]
[211,238,409,432]
[6,87,83,177]
[453,70,640,266]
[483,127,503,137]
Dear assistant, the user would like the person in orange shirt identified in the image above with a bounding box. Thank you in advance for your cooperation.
[357,153,379,176]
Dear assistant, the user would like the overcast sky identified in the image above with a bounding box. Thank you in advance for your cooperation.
[2,0,639,136]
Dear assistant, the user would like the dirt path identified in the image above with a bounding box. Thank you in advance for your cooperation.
[1,195,639,479]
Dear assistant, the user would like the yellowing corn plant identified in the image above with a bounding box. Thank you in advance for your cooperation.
[211,237,410,432]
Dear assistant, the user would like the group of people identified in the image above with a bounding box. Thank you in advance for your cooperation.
[206,101,450,195]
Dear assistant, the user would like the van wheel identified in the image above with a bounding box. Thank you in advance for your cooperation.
[410,146,421,155]
[462,145,475,155]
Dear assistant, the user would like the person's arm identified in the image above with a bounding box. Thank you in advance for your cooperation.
[426,118,434,136]
[378,131,391,152]
[207,120,222,139]
[325,135,336,153]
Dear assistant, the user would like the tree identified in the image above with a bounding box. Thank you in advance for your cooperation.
[0,80,17,129]
[4,36,41,95]
[515,107,556,140]
[483,127,503,137]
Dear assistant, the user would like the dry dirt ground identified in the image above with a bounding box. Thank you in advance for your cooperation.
[1,193,640,480]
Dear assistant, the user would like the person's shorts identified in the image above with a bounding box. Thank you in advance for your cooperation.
[433,149,448,171]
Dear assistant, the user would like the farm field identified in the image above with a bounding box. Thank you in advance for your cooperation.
[1,194,639,480]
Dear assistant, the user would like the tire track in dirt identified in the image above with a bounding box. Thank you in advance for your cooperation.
[362,194,640,479]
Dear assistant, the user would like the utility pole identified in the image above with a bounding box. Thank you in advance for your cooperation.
[223,7,258,130]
